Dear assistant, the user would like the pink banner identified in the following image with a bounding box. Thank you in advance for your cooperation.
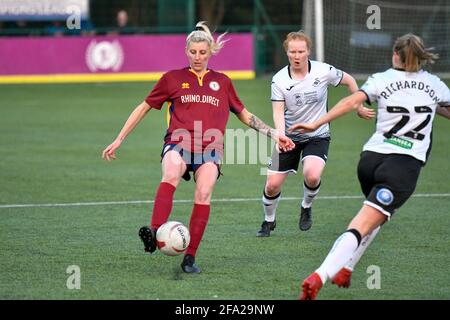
[0,34,253,75]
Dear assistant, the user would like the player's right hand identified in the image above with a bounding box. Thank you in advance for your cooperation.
[277,135,295,152]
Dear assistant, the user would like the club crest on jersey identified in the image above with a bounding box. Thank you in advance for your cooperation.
[376,188,394,206]
[312,78,321,87]
[182,82,190,89]
[209,81,220,91]
[294,93,304,107]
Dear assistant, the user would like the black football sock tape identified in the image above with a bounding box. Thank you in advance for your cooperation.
[263,190,281,200]
[345,228,362,247]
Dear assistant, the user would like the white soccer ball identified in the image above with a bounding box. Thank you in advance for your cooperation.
[156,221,190,256]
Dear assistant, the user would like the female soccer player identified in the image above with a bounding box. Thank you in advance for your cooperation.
[102,21,294,274]
[256,31,374,237]
[289,33,450,299]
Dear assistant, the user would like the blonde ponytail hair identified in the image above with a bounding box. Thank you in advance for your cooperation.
[186,21,227,55]
[393,33,439,72]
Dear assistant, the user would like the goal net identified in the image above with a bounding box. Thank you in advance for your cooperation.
[304,0,450,77]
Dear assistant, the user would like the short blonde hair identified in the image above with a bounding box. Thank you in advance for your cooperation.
[283,30,312,52]
[393,33,438,72]
[186,21,227,55]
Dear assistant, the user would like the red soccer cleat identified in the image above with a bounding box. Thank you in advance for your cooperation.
[299,272,323,300]
[331,267,352,288]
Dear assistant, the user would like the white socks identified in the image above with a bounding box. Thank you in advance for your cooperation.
[345,226,381,271]
[315,229,361,284]
[262,191,281,222]
[301,181,320,208]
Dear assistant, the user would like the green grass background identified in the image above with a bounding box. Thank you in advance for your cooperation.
[0,79,448,299]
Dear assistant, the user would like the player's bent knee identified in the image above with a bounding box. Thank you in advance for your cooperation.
[265,182,282,196]
[161,173,183,186]
[194,188,212,204]
[304,175,321,188]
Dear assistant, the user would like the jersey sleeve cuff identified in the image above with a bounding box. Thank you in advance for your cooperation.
[334,72,344,87]
[358,89,371,105]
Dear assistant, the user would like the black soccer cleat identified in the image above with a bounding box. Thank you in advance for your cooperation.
[299,206,312,231]
[181,254,201,273]
[139,226,157,253]
[256,220,276,237]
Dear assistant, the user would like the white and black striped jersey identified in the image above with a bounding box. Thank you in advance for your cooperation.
[271,60,343,142]
[360,68,450,163]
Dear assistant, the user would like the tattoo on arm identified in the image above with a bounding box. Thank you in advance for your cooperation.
[249,114,274,138]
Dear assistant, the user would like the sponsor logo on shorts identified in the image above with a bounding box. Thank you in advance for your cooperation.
[376,188,394,206]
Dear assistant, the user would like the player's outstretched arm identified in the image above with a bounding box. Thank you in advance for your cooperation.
[340,72,375,120]
[236,108,295,152]
[102,101,152,161]
[288,91,367,134]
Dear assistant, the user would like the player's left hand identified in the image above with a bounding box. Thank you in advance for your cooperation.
[356,105,375,120]
[288,122,317,134]
[102,139,122,161]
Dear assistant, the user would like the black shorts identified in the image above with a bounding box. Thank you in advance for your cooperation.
[357,151,422,217]
[268,137,330,173]
[161,144,222,181]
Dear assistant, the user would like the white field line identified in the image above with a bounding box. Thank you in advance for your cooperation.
[0,193,449,209]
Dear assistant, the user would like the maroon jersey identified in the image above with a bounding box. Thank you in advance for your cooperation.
[145,68,245,154]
